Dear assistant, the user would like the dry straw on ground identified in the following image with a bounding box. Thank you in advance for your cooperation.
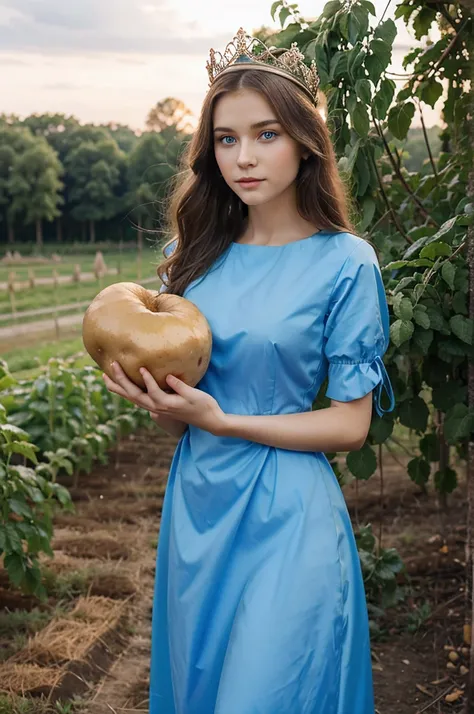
[0,596,129,695]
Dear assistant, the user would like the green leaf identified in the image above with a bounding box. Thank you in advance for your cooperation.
[413,306,430,329]
[413,6,437,40]
[413,328,433,355]
[361,0,376,15]
[347,45,365,79]
[4,553,26,587]
[419,241,452,260]
[346,443,377,480]
[387,102,415,140]
[355,79,372,105]
[271,0,281,20]
[351,102,370,136]
[52,483,73,507]
[4,441,39,464]
[5,522,23,553]
[377,563,398,582]
[449,315,473,345]
[365,39,391,84]
[398,396,429,432]
[383,260,409,271]
[393,296,413,321]
[0,373,16,390]
[369,415,394,444]
[419,433,440,462]
[329,51,348,81]
[441,261,456,290]
[8,496,33,519]
[373,78,396,119]
[339,137,362,175]
[407,457,430,486]
[434,467,457,494]
[374,18,397,46]
[390,319,414,346]
[425,307,447,332]
[401,44,422,67]
[359,196,376,231]
[322,0,343,18]
[356,524,376,552]
[419,79,444,108]
[432,216,457,241]
[348,5,369,43]
[444,404,474,443]
[0,423,30,443]
[409,259,434,268]
[452,291,467,315]
[279,6,291,26]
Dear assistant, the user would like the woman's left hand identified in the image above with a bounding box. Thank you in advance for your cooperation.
[103,361,228,436]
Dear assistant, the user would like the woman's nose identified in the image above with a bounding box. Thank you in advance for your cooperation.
[237,141,257,167]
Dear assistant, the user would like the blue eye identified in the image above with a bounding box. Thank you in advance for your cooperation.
[218,131,278,145]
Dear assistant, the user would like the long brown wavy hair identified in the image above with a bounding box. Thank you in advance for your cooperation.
[157,68,357,296]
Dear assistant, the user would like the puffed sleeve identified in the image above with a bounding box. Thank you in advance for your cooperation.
[159,238,178,293]
[323,240,395,417]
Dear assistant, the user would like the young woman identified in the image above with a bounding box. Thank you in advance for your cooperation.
[103,28,395,714]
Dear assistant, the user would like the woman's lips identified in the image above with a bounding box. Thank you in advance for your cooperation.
[237,179,264,188]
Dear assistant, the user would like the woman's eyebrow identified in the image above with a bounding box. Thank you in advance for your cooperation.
[213,119,281,133]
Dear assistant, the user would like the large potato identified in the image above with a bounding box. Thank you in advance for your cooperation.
[82,282,212,390]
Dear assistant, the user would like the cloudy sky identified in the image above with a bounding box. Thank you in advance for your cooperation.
[0,0,442,130]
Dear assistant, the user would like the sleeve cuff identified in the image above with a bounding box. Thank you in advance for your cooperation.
[326,355,395,417]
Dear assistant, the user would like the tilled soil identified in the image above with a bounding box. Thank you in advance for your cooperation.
[0,428,469,713]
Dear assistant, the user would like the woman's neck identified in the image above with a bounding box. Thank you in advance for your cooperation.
[238,186,318,247]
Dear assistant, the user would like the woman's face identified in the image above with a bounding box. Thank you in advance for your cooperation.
[213,88,307,206]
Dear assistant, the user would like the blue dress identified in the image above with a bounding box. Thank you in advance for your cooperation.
[149,230,395,714]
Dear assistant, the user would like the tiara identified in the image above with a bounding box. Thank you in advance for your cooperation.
[206,27,320,105]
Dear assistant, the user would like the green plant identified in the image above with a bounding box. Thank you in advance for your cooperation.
[0,357,153,597]
[356,524,406,626]
[270,0,473,500]
[406,600,432,633]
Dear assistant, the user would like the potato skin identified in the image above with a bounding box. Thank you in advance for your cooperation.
[82,282,212,390]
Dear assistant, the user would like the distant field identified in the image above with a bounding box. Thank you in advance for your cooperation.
[0,247,163,322]
[0,243,168,357]
[0,241,164,282]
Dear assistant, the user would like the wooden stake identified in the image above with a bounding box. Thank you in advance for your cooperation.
[52,268,59,340]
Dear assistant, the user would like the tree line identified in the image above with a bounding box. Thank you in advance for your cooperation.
[0,99,194,247]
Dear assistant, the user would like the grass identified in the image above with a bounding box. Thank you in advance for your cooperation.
[0,606,68,663]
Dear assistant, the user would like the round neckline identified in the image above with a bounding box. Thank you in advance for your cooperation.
[231,229,330,249]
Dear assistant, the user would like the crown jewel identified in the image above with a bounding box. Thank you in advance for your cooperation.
[206,28,320,105]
